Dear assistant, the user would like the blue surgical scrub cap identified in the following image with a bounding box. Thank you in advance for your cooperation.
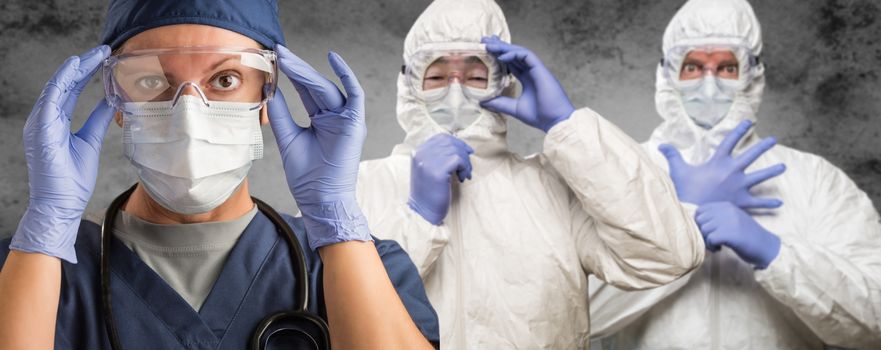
[101,0,286,49]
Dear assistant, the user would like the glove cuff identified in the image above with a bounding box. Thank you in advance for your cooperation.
[10,204,82,264]
[298,196,372,250]
[542,107,576,133]
[407,198,446,226]
[752,231,781,270]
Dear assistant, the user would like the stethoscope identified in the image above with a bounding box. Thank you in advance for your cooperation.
[100,185,330,349]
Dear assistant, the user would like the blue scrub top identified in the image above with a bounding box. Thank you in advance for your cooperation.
[0,211,440,349]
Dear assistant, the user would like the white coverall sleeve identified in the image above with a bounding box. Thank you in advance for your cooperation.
[543,108,704,290]
[754,159,881,349]
[356,161,451,278]
[588,202,700,338]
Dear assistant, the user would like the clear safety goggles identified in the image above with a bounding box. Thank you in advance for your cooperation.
[404,43,511,102]
[662,41,759,91]
[103,47,278,114]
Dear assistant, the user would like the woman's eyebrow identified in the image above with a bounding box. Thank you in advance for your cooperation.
[206,56,239,72]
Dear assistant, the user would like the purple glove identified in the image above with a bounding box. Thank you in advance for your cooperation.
[479,36,575,133]
[12,45,114,263]
[408,134,474,225]
[695,202,781,269]
[660,120,786,209]
[267,45,371,250]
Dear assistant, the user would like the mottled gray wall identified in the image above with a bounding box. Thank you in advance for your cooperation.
[0,0,879,236]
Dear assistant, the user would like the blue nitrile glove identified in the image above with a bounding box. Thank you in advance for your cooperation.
[267,45,372,250]
[407,134,474,226]
[11,45,114,263]
[695,202,781,269]
[479,35,575,133]
[659,120,787,209]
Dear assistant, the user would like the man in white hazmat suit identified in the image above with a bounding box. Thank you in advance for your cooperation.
[589,0,881,349]
[356,0,705,348]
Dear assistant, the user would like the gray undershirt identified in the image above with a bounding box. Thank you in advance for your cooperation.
[113,206,258,311]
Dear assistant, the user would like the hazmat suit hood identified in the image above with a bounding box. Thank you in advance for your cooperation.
[394,0,512,157]
[650,0,765,163]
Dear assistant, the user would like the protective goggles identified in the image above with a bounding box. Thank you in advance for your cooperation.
[103,47,278,114]
[404,43,511,102]
[662,40,759,91]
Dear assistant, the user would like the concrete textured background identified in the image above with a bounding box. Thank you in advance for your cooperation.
[0,0,879,236]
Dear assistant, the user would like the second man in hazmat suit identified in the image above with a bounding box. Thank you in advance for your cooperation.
[356,0,706,348]
[589,0,881,349]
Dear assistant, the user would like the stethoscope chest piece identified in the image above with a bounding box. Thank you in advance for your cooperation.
[251,310,330,349]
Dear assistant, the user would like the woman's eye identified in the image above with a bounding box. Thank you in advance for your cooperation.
[210,73,241,91]
[135,76,168,91]
[683,64,699,72]
[425,75,445,81]
[468,76,488,82]
[723,65,738,74]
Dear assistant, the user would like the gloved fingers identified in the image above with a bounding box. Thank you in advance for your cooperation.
[33,56,83,126]
[495,50,530,72]
[73,98,115,152]
[697,215,723,252]
[276,45,345,112]
[62,45,110,118]
[290,79,320,116]
[744,163,786,188]
[697,216,719,234]
[327,51,364,114]
[266,89,305,144]
[715,119,753,159]
[455,160,473,182]
[438,136,474,181]
[453,152,473,182]
[695,202,727,218]
[437,152,471,182]
[740,196,783,209]
[735,137,777,170]
[482,36,524,56]
[492,49,534,92]
[274,45,319,115]
[695,209,713,225]
[695,204,708,217]
[479,96,518,117]
[482,36,542,70]
[481,34,531,73]
[454,144,474,181]
[658,144,688,170]
[704,232,724,252]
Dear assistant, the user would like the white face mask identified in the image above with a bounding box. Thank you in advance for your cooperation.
[425,83,484,134]
[679,76,737,129]
[122,95,264,214]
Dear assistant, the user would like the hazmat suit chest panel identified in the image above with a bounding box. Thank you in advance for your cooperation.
[358,153,591,349]
[598,140,880,350]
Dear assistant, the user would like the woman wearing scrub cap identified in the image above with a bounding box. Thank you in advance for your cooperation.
[0,0,439,348]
